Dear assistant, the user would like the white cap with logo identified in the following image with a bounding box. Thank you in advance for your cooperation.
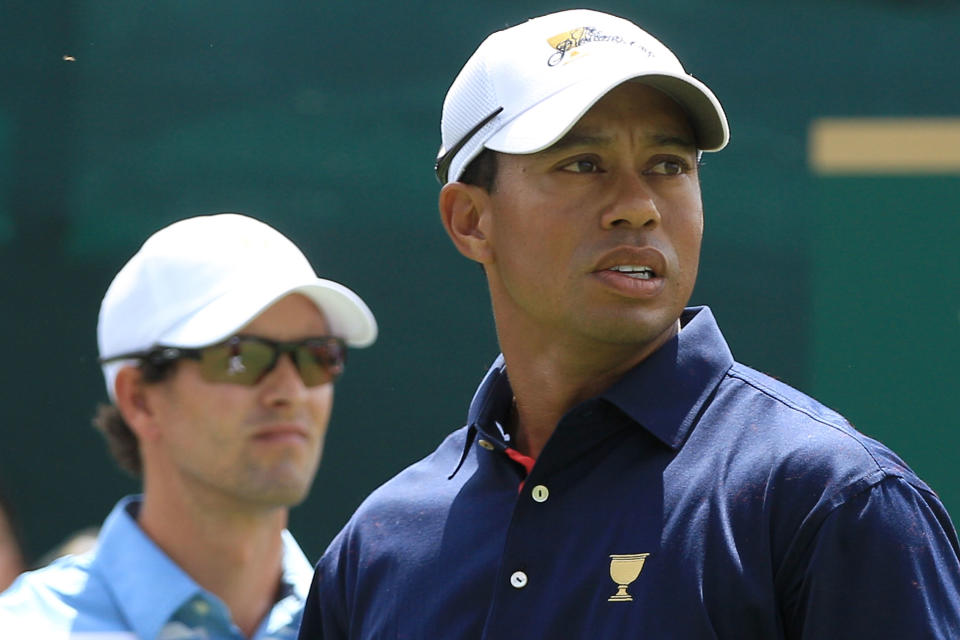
[97,213,377,400]
[436,9,730,184]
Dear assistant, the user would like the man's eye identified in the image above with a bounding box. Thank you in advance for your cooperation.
[560,159,600,173]
[649,159,687,175]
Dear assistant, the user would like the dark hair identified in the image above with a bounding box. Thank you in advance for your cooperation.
[459,149,498,192]
[91,357,177,477]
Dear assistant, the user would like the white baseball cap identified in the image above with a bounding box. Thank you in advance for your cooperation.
[435,9,730,183]
[97,213,377,400]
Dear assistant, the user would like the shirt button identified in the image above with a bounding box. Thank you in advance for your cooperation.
[531,484,549,503]
[478,439,495,450]
[192,599,211,615]
[510,571,528,589]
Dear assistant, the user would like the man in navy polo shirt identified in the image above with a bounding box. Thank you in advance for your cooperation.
[299,9,960,639]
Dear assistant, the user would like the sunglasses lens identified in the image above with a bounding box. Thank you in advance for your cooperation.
[199,340,274,384]
[295,339,346,386]
[194,336,345,387]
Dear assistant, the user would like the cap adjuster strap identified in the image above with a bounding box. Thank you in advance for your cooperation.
[434,107,503,183]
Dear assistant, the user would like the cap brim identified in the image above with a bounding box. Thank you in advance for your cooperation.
[158,278,378,349]
[485,70,728,155]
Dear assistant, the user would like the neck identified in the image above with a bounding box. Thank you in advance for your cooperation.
[497,317,678,460]
[137,481,288,639]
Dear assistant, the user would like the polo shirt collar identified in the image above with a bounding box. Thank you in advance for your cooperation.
[279,529,313,600]
[91,495,312,639]
[446,356,510,478]
[92,496,203,640]
[601,306,733,449]
[466,353,510,431]
[460,306,733,460]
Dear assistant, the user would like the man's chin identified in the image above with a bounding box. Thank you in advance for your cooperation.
[240,470,316,508]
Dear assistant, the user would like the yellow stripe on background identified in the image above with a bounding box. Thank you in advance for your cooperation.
[809,118,960,175]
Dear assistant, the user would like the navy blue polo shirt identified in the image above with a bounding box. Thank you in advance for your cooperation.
[300,307,960,639]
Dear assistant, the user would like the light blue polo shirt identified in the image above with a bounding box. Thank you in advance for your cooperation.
[0,495,312,639]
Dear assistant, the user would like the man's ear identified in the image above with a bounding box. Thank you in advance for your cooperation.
[114,367,161,441]
[438,182,494,265]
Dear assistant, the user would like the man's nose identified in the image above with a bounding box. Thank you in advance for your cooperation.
[260,353,310,407]
[600,171,661,230]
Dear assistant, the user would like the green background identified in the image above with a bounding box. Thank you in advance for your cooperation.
[1,1,957,564]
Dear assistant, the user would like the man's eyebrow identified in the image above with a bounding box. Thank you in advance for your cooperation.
[544,130,697,154]
[650,132,697,149]
[545,132,613,154]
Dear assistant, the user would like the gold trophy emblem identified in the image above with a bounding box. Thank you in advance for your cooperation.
[608,553,649,602]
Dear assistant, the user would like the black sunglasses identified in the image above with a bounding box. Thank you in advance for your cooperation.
[434,107,503,183]
[100,335,347,387]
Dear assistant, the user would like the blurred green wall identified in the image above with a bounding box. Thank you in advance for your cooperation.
[1,0,957,563]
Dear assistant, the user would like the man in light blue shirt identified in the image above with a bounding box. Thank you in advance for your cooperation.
[0,213,377,639]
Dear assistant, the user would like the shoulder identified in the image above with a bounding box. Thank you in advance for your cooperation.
[0,551,118,636]
[716,361,956,538]
[352,426,470,526]
[1,552,98,611]
[691,362,948,545]
[687,363,960,610]
[305,426,473,631]
[719,362,927,491]
[355,426,472,518]
[319,425,472,565]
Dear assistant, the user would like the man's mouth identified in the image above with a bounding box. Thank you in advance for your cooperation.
[253,424,310,444]
[607,265,656,280]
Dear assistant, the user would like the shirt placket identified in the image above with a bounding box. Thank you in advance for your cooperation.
[477,401,629,638]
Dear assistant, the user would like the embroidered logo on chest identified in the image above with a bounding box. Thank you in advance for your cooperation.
[608,553,650,602]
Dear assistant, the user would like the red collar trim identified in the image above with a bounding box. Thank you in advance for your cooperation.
[504,447,536,492]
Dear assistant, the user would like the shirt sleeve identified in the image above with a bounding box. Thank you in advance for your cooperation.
[783,475,960,639]
[297,546,348,640]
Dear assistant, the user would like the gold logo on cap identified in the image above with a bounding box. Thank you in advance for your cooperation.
[545,25,653,67]
[546,27,587,65]
[608,553,649,602]
[547,28,587,51]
